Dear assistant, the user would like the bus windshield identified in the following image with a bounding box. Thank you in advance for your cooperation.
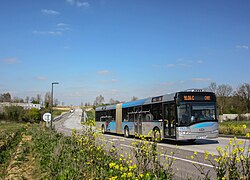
[177,103,216,125]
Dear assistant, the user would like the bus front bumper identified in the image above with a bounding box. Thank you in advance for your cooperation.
[176,130,218,140]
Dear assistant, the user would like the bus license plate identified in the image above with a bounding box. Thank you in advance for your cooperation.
[197,135,206,139]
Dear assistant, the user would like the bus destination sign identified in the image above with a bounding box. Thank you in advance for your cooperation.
[183,95,211,101]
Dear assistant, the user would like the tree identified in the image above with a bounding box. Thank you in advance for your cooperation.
[93,95,105,106]
[236,83,250,113]
[1,92,11,102]
[44,92,51,108]
[131,96,139,101]
[216,84,233,114]
[207,82,217,94]
[36,94,42,104]
[25,96,30,103]
[109,98,120,105]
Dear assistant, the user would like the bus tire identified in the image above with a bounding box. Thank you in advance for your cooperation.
[124,126,130,138]
[153,128,161,142]
[101,125,105,134]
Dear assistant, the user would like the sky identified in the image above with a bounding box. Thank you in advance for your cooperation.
[0,0,250,105]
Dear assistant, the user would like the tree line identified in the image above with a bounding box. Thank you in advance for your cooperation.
[0,92,61,108]
[207,82,250,115]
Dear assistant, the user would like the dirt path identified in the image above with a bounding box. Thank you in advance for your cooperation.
[4,134,40,180]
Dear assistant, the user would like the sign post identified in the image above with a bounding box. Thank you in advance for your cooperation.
[43,113,51,127]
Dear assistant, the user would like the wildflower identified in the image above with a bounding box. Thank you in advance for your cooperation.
[216,146,222,152]
[194,151,197,155]
[127,172,132,178]
[109,176,117,180]
[229,139,233,145]
[204,151,209,160]
[120,166,123,171]
[190,155,194,159]
[246,133,250,138]
[121,173,127,178]
[115,165,119,170]
[139,174,143,178]
[237,140,243,145]
[109,162,116,168]
[242,124,247,129]
[146,173,150,177]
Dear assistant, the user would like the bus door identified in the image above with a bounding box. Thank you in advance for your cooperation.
[164,104,176,137]
[134,113,142,135]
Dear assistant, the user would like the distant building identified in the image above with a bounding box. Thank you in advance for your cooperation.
[0,102,42,111]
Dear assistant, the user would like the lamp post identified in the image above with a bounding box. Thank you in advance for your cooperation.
[51,82,59,129]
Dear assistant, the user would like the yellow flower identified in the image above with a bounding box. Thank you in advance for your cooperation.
[109,176,117,180]
[190,155,194,159]
[204,151,209,160]
[242,124,247,129]
[194,151,197,155]
[237,140,243,145]
[115,165,119,170]
[222,177,226,180]
[146,173,150,177]
[121,173,127,178]
[120,166,123,171]
[127,172,132,178]
[109,162,116,168]
[139,174,143,178]
[229,139,233,145]
[246,133,250,138]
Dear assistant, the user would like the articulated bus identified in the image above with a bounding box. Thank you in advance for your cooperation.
[95,89,218,141]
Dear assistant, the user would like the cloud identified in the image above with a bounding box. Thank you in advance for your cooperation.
[41,9,60,16]
[66,0,90,8]
[57,23,69,27]
[192,78,211,82]
[56,23,71,31]
[166,59,204,68]
[166,64,175,68]
[33,30,62,35]
[97,70,110,75]
[236,45,248,49]
[197,60,203,64]
[36,76,47,81]
[100,79,118,84]
[1,58,19,65]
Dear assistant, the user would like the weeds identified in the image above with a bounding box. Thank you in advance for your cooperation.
[191,124,250,180]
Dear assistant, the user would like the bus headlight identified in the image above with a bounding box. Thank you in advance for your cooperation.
[212,129,218,134]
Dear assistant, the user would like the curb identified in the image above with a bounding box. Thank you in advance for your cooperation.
[219,134,249,139]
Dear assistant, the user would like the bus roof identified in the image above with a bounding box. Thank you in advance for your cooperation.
[95,92,176,111]
[95,90,215,111]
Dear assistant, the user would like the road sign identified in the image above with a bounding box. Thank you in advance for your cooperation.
[43,112,51,122]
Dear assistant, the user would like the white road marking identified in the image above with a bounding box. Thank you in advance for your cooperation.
[119,143,214,168]
[160,154,214,168]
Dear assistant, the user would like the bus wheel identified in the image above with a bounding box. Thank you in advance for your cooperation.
[153,128,161,142]
[124,127,130,138]
[101,125,105,134]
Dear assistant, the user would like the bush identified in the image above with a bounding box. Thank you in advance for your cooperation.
[4,106,24,122]
[191,130,250,179]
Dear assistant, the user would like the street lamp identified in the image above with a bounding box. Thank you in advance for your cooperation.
[51,82,59,129]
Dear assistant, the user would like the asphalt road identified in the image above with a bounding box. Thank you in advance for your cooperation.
[55,108,249,179]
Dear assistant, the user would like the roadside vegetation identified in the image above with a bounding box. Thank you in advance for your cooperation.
[0,121,176,179]
[219,120,250,136]
[190,129,250,180]
[0,120,249,179]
